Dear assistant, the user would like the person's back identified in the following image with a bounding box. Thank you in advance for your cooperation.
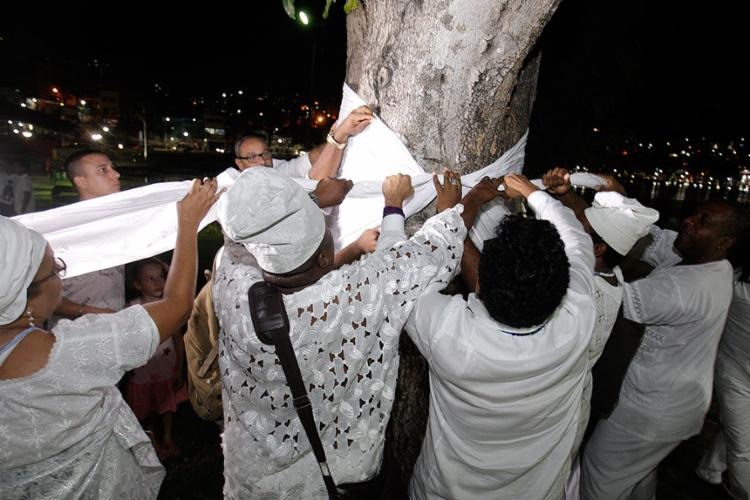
[406,175,596,499]
[214,167,468,498]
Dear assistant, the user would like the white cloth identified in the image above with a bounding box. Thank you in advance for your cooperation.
[0,217,47,325]
[215,206,466,499]
[405,191,596,500]
[697,279,750,498]
[585,192,659,255]
[217,168,326,274]
[580,416,681,500]
[0,305,164,499]
[272,155,312,179]
[11,83,608,279]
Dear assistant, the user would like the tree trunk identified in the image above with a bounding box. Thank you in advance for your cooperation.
[345,0,560,483]
[346,0,558,174]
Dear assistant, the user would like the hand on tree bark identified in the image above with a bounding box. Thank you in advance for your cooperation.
[334,105,374,141]
[433,168,462,212]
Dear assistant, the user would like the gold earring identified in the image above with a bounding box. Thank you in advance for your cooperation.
[26,309,36,328]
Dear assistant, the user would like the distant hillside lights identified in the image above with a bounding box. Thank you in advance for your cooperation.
[740,169,750,193]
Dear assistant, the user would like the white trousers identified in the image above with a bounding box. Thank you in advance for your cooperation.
[580,417,680,500]
[697,354,750,499]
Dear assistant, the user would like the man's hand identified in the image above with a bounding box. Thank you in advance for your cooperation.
[463,176,502,206]
[502,173,539,199]
[433,168,462,212]
[595,174,627,196]
[382,174,414,208]
[355,228,380,254]
[542,167,572,195]
[333,105,374,142]
[178,177,223,230]
[313,177,353,208]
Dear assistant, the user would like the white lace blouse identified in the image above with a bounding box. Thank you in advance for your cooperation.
[214,207,466,499]
[0,306,164,499]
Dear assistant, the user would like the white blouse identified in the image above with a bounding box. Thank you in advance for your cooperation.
[0,306,163,499]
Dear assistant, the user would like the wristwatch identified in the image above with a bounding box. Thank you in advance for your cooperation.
[326,127,347,150]
[308,192,320,206]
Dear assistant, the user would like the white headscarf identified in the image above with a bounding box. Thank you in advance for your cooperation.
[216,168,325,274]
[585,192,660,256]
[0,217,47,325]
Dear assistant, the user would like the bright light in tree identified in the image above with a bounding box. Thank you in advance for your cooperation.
[22,131,32,138]
[299,11,309,25]
[102,126,110,132]
[91,133,103,141]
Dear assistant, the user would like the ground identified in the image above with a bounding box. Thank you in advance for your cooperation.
[157,399,733,499]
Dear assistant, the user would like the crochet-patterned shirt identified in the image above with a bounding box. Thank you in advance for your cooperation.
[214,206,466,499]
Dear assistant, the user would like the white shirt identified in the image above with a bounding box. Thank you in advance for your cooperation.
[272,155,312,178]
[0,306,163,499]
[215,207,466,499]
[12,173,34,214]
[611,227,734,441]
[717,279,750,368]
[405,191,596,500]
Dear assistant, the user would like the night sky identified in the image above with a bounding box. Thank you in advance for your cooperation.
[1,1,747,164]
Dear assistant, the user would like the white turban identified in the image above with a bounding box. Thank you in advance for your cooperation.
[585,192,660,256]
[0,217,47,325]
[216,167,325,274]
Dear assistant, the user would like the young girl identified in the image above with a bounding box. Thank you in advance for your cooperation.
[125,258,188,461]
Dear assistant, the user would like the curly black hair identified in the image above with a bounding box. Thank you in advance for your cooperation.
[479,215,570,328]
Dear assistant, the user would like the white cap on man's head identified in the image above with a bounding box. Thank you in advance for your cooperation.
[585,192,659,256]
[216,167,325,274]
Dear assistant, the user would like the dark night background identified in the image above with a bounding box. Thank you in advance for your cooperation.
[2,1,747,160]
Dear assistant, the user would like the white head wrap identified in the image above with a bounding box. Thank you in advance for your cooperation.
[0,217,47,325]
[585,192,660,256]
[216,167,325,274]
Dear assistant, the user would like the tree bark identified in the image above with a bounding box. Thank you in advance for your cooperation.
[345,0,561,483]
[346,0,558,174]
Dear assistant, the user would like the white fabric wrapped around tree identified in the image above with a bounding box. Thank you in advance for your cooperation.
[12,84,606,278]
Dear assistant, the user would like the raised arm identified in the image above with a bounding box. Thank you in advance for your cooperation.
[504,173,595,295]
[307,106,374,180]
[144,179,222,343]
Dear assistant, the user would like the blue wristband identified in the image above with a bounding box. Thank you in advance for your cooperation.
[383,206,405,218]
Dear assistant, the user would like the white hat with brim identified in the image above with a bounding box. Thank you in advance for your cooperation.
[585,192,660,256]
[217,167,325,274]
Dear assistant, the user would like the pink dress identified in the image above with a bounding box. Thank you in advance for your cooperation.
[124,298,189,420]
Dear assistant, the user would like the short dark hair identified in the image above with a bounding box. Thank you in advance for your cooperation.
[479,215,570,328]
[63,149,108,184]
[234,132,269,157]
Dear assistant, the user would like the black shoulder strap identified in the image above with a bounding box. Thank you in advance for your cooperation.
[248,281,340,499]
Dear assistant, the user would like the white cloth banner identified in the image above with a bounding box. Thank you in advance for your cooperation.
[13,84,605,278]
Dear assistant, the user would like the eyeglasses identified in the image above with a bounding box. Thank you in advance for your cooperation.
[236,151,272,162]
[31,257,67,285]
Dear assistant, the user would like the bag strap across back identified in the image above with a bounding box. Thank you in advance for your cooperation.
[248,281,341,499]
